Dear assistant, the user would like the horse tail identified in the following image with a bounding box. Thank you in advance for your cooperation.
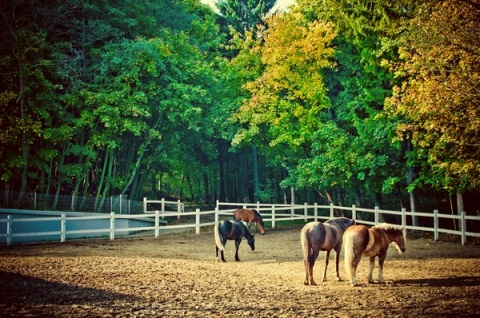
[214,222,226,252]
[343,229,354,279]
[300,227,312,264]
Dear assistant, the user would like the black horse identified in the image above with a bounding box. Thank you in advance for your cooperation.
[214,220,255,262]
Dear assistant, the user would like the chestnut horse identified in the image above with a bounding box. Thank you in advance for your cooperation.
[233,209,266,235]
[343,223,406,286]
[214,220,255,262]
[301,217,355,285]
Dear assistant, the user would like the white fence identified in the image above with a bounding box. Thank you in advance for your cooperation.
[1,200,479,245]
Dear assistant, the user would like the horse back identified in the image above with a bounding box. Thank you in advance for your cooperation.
[219,220,235,239]
[234,209,252,221]
[322,223,343,250]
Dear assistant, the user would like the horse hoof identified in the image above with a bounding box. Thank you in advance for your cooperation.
[304,280,316,286]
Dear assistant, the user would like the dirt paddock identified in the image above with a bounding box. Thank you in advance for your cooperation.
[1,226,479,317]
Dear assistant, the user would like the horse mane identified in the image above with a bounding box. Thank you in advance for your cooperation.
[372,223,402,231]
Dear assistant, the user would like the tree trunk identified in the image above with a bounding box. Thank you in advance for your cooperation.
[94,150,109,211]
[252,146,259,202]
[375,193,385,222]
[406,140,418,227]
[17,59,28,205]
[203,172,210,204]
[97,150,114,212]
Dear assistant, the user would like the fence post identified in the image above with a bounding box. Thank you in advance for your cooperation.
[177,199,181,220]
[272,206,276,229]
[161,198,165,214]
[7,215,12,246]
[155,210,160,238]
[195,208,200,235]
[143,197,147,214]
[374,206,379,224]
[304,202,308,221]
[461,211,466,245]
[401,208,407,238]
[330,203,334,219]
[352,205,356,223]
[110,212,115,241]
[216,199,219,210]
[215,207,219,224]
[61,213,66,243]
[257,201,260,211]
[314,203,318,222]
[433,210,439,241]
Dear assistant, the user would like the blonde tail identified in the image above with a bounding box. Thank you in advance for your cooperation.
[214,222,225,252]
[343,231,354,282]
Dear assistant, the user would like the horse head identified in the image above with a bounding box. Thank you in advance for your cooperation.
[258,222,266,235]
[391,228,406,254]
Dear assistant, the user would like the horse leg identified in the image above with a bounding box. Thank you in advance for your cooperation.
[368,256,375,283]
[377,253,386,283]
[348,252,362,287]
[234,239,241,262]
[305,248,319,285]
[334,247,342,281]
[220,237,227,262]
[322,250,330,282]
[221,250,226,262]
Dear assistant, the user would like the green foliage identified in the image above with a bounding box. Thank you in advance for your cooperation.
[216,0,276,36]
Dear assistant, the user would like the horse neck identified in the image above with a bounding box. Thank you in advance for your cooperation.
[384,229,401,243]
[243,227,253,239]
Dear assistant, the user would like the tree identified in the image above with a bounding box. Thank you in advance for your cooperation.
[232,11,337,202]
[216,0,276,36]
[388,0,480,209]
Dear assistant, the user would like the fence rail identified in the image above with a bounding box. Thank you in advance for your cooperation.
[1,199,479,245]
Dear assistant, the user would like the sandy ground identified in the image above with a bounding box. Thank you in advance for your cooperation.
[0,225,479,317]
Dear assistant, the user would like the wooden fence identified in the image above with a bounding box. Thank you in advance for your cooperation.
[1,199,479,245]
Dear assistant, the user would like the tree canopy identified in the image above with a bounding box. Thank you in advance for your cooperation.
[1,0,478,214]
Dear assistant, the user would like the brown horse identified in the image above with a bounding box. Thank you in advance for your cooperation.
[343,223,406,287]
[233,209,266,235]
[300,217,355,285]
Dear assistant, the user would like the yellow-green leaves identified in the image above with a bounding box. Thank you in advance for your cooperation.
[233,12,336,149]
[390,0,480,191]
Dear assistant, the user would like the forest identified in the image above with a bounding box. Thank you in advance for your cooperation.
[0,0,479,215]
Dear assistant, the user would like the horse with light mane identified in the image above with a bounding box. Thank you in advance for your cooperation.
[233,209,266,235]
[214,220,255,262]
[300,217,355,285]
[343,223,406,287]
